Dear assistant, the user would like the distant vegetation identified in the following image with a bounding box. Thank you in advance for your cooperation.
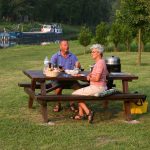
[77,0,150,65]
[0,0,150,65]
[0,0,117,26]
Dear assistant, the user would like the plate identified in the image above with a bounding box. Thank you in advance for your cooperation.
[79,74,86,76]
[110,72,131,75]
[65,69,79,75]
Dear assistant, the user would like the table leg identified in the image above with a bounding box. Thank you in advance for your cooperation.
[122,80,132,121]
[103,100,109,109]
[40,81,48,123]
[28,79,36,108]
[124,101,132,121]
[41,82,46,95]
[122,80,128,93]
[41,102,48,123]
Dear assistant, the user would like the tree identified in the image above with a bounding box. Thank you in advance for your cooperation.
[141,27,150,51]
[78,26,92,54]
[1,0,34,22]
[118,0,150,65]
[109,22,123,52]
[0,0,2,19]
[0,0,117,25]
[121,25,133,52]
[95,22,109,46]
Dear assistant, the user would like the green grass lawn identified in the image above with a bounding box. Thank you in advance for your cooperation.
[0,41,150,150]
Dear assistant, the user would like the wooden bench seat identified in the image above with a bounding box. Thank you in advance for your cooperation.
[35,93,146,102]
[23,87,146,123]
[23,87,146,102]
[18,82,61,94]
[18,82,52,89]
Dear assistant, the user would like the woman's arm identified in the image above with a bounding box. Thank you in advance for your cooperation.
[88,73,101,82]
[88,60,106,82]
[87,73,101,82]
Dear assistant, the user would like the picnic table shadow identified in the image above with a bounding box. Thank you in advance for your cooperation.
[45,102,125,123]
[47,98,149,123]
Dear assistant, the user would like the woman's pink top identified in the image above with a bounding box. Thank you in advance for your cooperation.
[90,59,108,87]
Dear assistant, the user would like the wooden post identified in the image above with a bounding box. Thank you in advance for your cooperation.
[28,79,36,108]
[126,38,130,52]
[41,102,48,123]
[40,81,48,123]
[122,80,132,121]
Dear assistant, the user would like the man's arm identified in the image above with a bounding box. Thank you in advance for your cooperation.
[75,61,81,68]
[50,54,57,65]
[73,54,81,68]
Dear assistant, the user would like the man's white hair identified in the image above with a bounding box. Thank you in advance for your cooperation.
[90,44,104,53]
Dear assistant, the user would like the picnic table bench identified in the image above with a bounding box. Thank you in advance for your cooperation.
[19,70,146,123]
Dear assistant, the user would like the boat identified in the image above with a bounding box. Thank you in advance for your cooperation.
[16,23,63,39]
[41,23,63,34]
[0,23,63,46]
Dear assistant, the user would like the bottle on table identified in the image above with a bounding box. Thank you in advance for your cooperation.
[43,56,49,74]
[58,63,64,72]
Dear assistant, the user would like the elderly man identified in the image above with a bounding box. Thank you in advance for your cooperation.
[50,40,81,112]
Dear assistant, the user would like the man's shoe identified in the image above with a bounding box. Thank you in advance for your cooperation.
[88,111,94,124]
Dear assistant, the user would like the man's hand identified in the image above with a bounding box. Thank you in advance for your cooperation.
[75,61,81,68]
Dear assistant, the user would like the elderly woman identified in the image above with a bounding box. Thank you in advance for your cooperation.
[72,44,108,123]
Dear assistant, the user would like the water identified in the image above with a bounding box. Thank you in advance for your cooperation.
[0,39,61,49]
[0,41,17,48]
[0,32,62,48]
[0,32,78,48]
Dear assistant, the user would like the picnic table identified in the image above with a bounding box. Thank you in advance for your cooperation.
[19,70,145,123]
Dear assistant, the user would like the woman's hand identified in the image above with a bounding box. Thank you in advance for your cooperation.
[87,73,101,82]
[87,75,90,81]
[87,73,92,81]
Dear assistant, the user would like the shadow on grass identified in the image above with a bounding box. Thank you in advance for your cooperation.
[41,100,149,123]
[140,63,150,66]
[88,102,124,122]
[45,102,124,123]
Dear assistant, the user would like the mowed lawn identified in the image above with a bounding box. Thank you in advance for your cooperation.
[0,41,150,150]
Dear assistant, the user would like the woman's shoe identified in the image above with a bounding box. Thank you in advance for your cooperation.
[88,111,94,123]
[70,114,86,120]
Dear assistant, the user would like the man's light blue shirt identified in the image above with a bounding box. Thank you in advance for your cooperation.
[50,51,78,70]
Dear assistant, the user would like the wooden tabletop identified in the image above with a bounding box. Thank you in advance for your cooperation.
[23,70,138,82]
[23,70,89,81]
[108,72,138,80]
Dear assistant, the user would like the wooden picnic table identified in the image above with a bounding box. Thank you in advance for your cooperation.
[21,70,139,122]
[23,70,138,96]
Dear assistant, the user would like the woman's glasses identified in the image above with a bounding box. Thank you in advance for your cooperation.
[91,51,97,53]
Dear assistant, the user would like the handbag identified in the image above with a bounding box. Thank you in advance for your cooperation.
[130,99,148,114]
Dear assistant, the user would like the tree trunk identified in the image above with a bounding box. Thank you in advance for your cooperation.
[126,39,130,52]
[141,41,144,52]
[21,25,23,32]
[114,43,118,52]
[137,28,142,65]
[84,46,86,54]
